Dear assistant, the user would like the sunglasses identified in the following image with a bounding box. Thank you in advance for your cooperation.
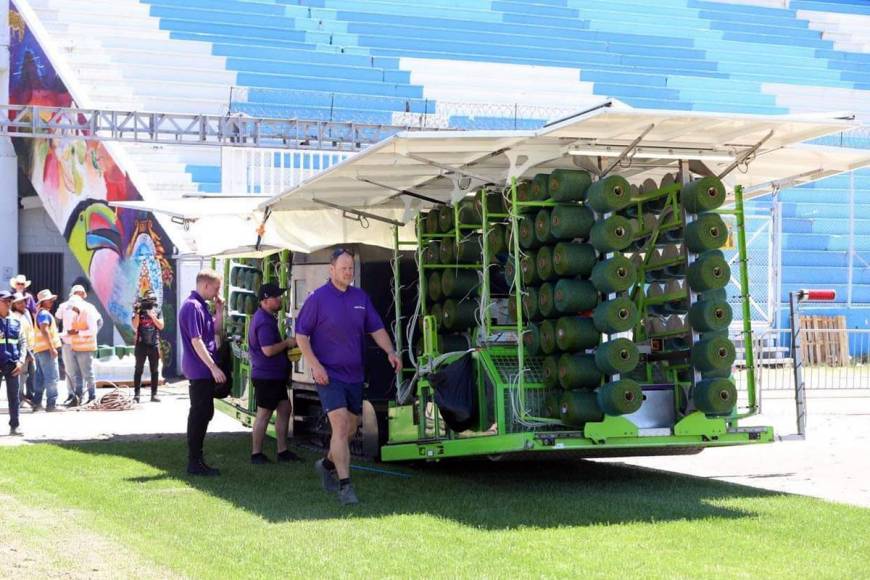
[331,247,354,261]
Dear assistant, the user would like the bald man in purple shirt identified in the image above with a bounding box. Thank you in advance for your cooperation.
[295,249,401,505]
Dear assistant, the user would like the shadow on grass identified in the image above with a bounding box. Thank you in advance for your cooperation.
[52,431,776,530]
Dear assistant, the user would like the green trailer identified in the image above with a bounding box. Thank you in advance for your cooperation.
[220,107,870,462]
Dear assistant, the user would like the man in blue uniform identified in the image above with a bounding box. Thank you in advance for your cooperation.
[295,249,402,505]
[0,291,28,436]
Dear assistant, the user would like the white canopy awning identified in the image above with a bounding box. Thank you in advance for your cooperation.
[262,106,869,216]
[110,197,411,256]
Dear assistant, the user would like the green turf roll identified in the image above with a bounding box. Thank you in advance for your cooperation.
[229,292,239,312]
[441,269,479,298]
[702,367,733,379]
[486,223,507,256]
[536,245,557,282]
[586,175,632,213]
[457,197,481,225]
[554,279,599,314]
[593,297,639,334]
[538,282,557,319]
[518,215,540,250]
[550,205,595,240]
[552,242,597,277]
[544,391,563,419]
[523,286,541,321]
[507,295,518,322]
[688,298,733,332]
[425,209,441,234]
[693,378,737,416]
[251,270,262,290]
[475,190,507,216]
[505,257,517,285]
[423,240,441,264]
[230,267,240,287]
[596,379,642,416]
[535,208,555,244]
[701,288,728,302]
[555,316,600,352]
[558,353,603,390]
[523,323,541,355]
[442,298,479,331]
[682,176,726,214]
[429,303,442,329]
[589,215,634,253]
[691,335,736,373]
[687,250,731,292]
[530,173,550,201]
[539,319,557,354]
[542,355,560,388]
[685,212,728,253]
[438,205,455,233]
[244,294,257,315]
[559,390,604,427]
[594,338,640,375]
[590,255,637,293]
[521,251,540,286]
[440,237,456,263]
[456,235,482,263]
[549,169,592,202]
[428,271,443,302]
[438,333,470,353]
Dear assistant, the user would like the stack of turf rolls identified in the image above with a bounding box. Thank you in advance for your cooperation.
[420,194,496,354]
[227,264,263,337]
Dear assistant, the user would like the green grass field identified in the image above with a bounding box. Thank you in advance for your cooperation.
[1,434,868,578]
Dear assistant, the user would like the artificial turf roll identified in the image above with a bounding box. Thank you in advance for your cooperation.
[548,169,592,202]
[535,208,555,244]
[442,298,479,331]
[438,204,455,233]
[594,338,640,375]
[593,296,640,334]
[555,316,600,351]
[552,242,597,277]
[540,319,558,355]
[685,212,728,253]
[586,175,632,213]
[589,214,634,252]
[428,271,443,302]
[681,176,726,214]
[693,378,737,416]
[590,254,637,293]
[688,298,733,332]
[687,250,731,292]
[553,278,599,314]
[558,352,603,390]
[691,334,737,372]
[536,245,558,282]
[550,205,595,240]
[441,269,479,298]
[596,379,643,415]
[560,389,604,426]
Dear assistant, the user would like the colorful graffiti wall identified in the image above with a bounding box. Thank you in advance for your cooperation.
[8,4,178,373]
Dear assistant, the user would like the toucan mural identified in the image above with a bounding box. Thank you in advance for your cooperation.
[9,3,178,373]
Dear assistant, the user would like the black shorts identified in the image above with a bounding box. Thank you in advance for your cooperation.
[253,377,289,411]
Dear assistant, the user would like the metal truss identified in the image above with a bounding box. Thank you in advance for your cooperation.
[0,104,420,151]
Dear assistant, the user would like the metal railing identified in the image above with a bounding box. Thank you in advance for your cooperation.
[732,326,870,392]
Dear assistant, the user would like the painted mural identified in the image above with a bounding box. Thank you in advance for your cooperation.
[8,4,178,373]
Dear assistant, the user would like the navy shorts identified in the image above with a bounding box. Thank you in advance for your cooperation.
[317,380,364,416]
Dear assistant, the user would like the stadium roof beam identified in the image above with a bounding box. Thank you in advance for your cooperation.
[0,104,421,150]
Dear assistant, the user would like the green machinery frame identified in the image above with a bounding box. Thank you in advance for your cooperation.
[214,250,291,428]
[381,175,771,462]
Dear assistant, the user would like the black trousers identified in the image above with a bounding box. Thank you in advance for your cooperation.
[187,378,215,462]
[1,362,20,429]
[133,343,160,396]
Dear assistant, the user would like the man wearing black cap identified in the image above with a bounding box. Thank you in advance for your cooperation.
[0,291,28,436]
[248,283,301,464]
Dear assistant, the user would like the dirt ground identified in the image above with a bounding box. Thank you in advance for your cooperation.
[1,381,868,509]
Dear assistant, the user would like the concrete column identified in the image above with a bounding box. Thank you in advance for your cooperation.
[1,0,19,283]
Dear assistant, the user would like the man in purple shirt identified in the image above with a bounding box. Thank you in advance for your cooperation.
[248,282,301,465]
[178,268,225,476]
[296,248,402,505]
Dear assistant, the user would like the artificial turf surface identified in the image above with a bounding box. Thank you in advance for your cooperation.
[0,434,867,578]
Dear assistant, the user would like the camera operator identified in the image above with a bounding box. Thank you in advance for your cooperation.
[131,291,164,403]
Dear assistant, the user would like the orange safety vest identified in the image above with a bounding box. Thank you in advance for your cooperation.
[70,307,97,352]
[33,310,62,353]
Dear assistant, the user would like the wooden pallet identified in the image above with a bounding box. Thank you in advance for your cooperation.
[799,315,849,366]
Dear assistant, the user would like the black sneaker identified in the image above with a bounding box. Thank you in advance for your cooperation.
[277,449,302,463]
[187,461,220,476]
[150,395,161,403]
[315,459,339,493]
[338,483,359,505]
[133,395,140,403]
[65,396,79,408]
[84,395,96,405]
[250,452,271,465]
[45,406,59,413]
[9,427,23,437]
[31,404,43,413]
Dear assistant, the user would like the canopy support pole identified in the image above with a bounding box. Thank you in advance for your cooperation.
[717,130,774,180]
[598,123,655,179]
[311,199,405,227]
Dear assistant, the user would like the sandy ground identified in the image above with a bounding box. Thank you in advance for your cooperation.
[1,380,868,508]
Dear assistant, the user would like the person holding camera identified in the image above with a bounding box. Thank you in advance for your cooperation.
[131,290,164,403]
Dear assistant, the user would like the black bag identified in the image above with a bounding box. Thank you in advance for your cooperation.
[212,341,234,399]
[429,352,479,432]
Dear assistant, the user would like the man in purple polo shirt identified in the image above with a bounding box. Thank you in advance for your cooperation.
[296,248,402,505]
[248,282,302,465]
[179,268,225,476]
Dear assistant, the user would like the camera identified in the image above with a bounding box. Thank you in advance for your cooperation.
[135,296,157,316]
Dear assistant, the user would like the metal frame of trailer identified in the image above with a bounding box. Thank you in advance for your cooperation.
[258,107,870,462]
